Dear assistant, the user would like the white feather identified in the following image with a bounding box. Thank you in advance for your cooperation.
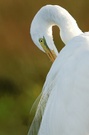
[29,5,89,135]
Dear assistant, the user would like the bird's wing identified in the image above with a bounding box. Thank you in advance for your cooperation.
[27,78,56,135]
[28,33,89,135]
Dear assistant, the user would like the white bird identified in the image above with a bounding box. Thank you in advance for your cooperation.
[28,5,89,135]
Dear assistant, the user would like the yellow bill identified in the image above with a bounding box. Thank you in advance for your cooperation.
[39,37,57,62]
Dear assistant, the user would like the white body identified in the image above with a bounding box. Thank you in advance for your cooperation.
[38,33,89,135]
[29,5,89,135]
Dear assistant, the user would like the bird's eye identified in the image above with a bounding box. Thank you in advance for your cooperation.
[39,38,44,43]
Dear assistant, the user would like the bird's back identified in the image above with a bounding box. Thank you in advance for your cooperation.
[37,33,89,135]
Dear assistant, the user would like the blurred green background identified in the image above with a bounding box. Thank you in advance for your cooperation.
[0,0,89,135]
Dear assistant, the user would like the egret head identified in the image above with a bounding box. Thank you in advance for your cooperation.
[30,5,58,62]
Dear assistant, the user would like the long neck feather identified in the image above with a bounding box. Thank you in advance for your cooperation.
[40,5,83,44]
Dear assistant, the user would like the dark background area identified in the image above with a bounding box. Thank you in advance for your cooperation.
[0,0,89,135]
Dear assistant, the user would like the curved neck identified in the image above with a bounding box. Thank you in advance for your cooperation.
[43,5,83,44]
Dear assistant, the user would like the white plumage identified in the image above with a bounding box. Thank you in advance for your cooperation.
[28,5,89,135]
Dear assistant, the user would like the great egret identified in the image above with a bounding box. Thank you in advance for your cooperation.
[28,5,89,135]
